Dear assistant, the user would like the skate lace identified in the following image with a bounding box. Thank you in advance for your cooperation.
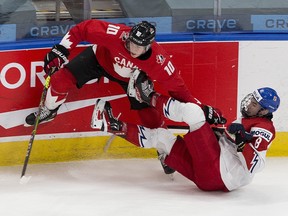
[105,105,122,131]
[38,106,52,120]
[110,119,121,131]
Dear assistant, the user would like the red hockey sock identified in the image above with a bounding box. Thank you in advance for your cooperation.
[45,67,77,109]
[137,106,164,129]
[124,123,142,147]
[50,67,77,94]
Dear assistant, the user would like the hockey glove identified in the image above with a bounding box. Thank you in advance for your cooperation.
[202,105,227,125]
[44,44,70,74]
[227,123,253,152]
[127,69,155,104]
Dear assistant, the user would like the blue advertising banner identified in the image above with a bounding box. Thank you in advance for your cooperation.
[24,17,172,40]
[103,17,172,34]
[251,15,288,32]
[172,15,251,33]
[0,24,16,42]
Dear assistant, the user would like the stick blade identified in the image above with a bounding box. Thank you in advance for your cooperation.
[20,175,32,185]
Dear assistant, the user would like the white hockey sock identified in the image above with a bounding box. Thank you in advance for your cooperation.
[44,86,68,110]
[138,127,176,155]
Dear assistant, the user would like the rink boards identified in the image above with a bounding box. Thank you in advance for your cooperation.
[0,39,287,165]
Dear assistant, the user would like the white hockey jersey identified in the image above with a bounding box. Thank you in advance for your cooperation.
[161,98,276,191]
[218,117,275,191]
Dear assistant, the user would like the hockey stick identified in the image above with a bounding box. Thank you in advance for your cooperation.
[103,134,116,152]
[20,67,55,182]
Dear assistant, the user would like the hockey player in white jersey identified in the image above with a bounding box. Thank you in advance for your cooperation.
[91,73,280,191]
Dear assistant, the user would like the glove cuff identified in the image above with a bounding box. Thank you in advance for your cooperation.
[53,44,70,57]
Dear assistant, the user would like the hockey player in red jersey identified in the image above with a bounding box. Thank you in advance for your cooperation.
[25,20,199,128]
[24,20,225,175]
[92,83,280,191]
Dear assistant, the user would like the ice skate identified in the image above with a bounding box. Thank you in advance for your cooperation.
[24,105,59,127]
[91,99,125,135]
[157,151,175,180]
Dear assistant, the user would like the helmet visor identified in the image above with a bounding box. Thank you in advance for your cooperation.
[125,39,150,58]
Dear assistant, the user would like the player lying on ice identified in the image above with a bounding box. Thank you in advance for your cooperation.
[91,71,280,192]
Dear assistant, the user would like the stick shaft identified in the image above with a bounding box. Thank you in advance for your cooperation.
[21,69,53,178]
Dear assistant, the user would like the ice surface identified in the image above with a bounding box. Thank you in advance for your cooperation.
[0,158,288,216]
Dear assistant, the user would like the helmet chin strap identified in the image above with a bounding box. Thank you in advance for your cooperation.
[124,39,130,52]
[145,44,151,51]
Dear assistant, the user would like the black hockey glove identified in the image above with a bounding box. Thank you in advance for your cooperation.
[44,44,69,74]
[135,72,155,104]
[202,105,227,125]
[227,123,253,152]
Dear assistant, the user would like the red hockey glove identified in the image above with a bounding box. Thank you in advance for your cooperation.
[44,44,69,74]
[227,123,253,152]
[202,105,227,125]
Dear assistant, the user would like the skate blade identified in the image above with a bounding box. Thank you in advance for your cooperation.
[23,118,55,127]
[108,131,126,136]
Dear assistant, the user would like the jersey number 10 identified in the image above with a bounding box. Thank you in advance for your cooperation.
[107,24,120,35]
[164,61,175,76]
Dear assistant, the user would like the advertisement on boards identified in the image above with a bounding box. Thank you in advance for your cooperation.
[0,42,238,141]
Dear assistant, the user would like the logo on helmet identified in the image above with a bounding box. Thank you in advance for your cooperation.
[253,87,280,113]
[136,31,142,37]
[252,90,262,103]
[129,21,156,46]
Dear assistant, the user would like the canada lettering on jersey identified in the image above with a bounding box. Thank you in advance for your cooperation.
[56,19,194,103]
[250,127,273,142]
[114,56,136,68]
[113,56,139,78]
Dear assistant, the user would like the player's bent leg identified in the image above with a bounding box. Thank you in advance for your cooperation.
[91,99,126,135]
[93,99,176,175]
[137,107,177,174]
[183,122,227,191]
[24,68,76,126]
[127,125,177,175]
[25,46,103,127]
[165,136,196,179]
[137,98,179,174]
[24,87,66,126]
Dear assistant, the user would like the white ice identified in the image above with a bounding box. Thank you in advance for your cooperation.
[1,157,288,216]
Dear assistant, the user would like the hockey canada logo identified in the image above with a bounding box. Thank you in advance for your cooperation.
[156,54,165,65]
[250,127,273,142]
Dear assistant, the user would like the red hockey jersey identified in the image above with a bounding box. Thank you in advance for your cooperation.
[59,19,196,103]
